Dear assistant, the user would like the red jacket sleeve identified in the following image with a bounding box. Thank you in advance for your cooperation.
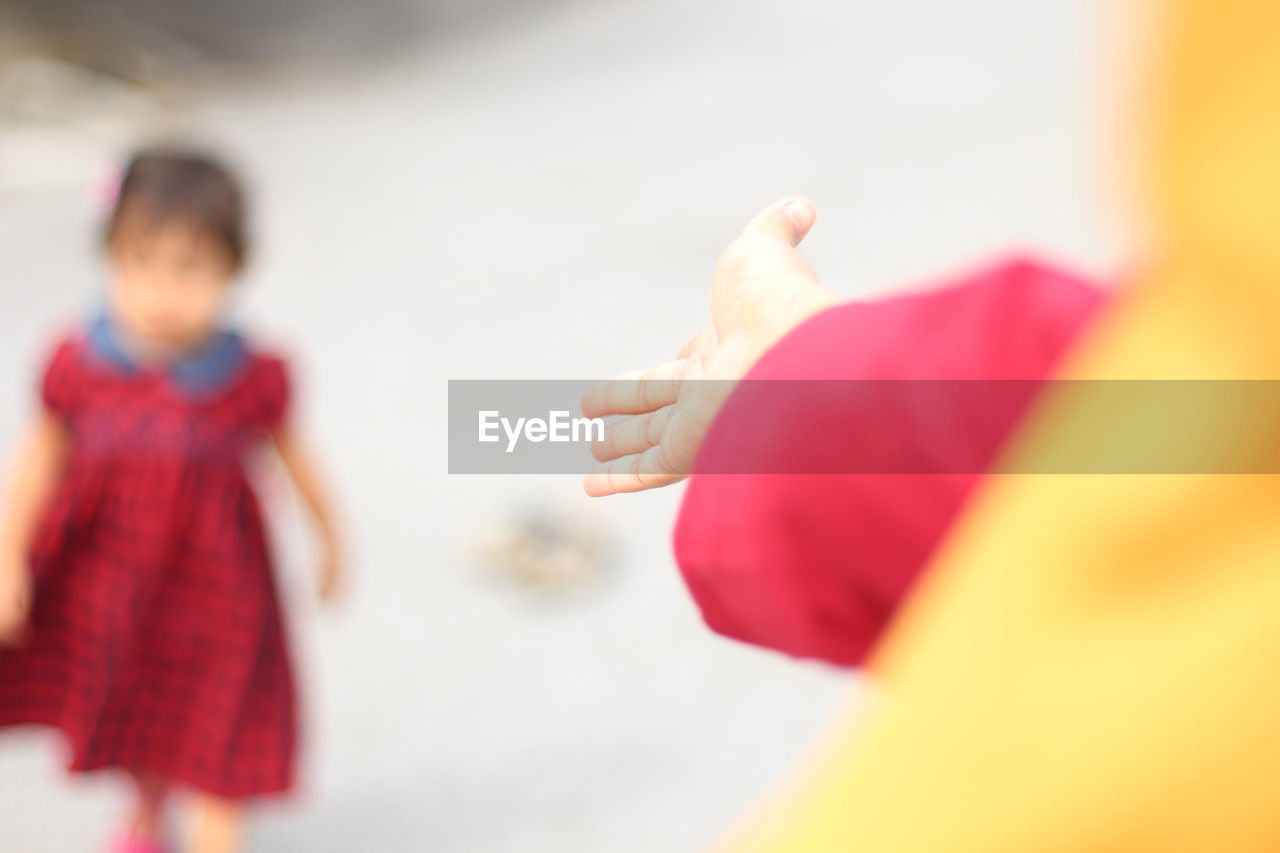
[672,256,1106,666]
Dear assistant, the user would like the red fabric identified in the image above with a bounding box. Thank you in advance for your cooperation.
[0,335,297,799]
[673,256,1106,666]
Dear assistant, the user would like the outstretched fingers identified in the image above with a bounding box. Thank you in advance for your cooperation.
[583,444,685,497]
[590,404,674,462]
[581,360,686,419]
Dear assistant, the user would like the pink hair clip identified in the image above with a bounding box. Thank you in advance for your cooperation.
[87,159,124,216]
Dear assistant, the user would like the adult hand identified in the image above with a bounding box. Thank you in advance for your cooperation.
[583,197,841,496]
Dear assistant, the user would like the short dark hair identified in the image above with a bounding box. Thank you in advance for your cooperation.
[105,148,248,268]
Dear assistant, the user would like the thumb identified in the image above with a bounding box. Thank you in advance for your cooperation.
[740,196,817,247]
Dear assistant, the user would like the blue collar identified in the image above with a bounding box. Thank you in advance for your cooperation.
[87,313,249,397]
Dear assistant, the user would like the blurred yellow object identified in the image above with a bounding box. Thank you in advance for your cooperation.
[718,0,1280,850]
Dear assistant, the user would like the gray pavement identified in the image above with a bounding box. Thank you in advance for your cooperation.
[0,1,1107,849]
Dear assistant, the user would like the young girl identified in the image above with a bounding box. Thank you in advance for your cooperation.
[0,149,343,853]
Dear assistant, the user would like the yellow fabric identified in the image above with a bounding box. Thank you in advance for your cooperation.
[718,1,1280,850]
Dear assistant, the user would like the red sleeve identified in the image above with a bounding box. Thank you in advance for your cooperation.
[39,338,81,419]
[673,255,1107,666]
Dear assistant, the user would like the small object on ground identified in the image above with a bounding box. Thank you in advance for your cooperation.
[471,501,613,597]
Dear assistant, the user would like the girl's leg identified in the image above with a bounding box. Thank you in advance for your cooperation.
[125,769,171,840]
[189,794,244,853]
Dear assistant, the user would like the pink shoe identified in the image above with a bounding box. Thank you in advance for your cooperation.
[109,832,170,853]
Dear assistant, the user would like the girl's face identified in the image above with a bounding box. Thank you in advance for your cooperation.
[107,221,237,356]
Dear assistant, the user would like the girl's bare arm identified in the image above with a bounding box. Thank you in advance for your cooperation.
[0,412,68,640]
[271,428,344,601]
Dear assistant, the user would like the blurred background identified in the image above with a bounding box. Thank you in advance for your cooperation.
[0,0,1112,849]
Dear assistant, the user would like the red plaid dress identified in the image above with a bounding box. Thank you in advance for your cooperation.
[0,331,297,799]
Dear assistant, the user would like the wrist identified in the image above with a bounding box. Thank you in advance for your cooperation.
[773,286,842,338]
[734,289,843,368]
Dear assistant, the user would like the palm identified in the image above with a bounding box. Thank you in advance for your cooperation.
[583,197,838,496]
